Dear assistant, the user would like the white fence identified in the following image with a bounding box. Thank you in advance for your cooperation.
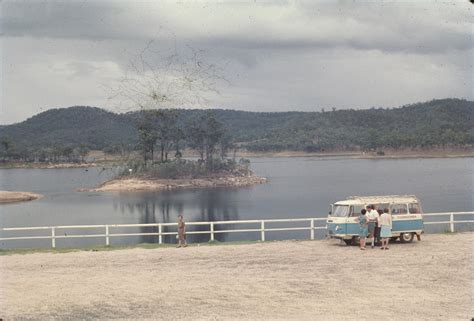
[0,212,472,248]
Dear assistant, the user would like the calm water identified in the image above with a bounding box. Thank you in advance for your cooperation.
[1,157,473,248]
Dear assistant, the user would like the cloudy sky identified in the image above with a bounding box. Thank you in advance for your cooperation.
[0,0,472,124]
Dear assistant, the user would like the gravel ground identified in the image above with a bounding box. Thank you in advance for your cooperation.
[1,232,473,320]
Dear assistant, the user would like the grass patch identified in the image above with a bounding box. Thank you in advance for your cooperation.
[0,239,272,256]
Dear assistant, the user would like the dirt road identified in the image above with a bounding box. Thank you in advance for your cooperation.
[1,233,473,320]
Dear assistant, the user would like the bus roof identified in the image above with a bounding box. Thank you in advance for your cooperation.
[334,195,420,205]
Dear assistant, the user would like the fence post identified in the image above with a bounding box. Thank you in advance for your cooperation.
[210,222,215,241]
[261,220,265,242]
[105,225,110,246]
[310,219,315,240]
[51,227,56,248]
[450,213,454,233]
[158,224,162,245]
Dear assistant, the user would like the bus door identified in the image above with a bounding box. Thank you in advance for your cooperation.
[346,205,364,235]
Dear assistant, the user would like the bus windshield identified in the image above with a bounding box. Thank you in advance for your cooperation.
[331,205,350,217]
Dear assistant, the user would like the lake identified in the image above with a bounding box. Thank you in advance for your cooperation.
[1,157,473,248]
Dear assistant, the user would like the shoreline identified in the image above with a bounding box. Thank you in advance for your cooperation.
[1,148,473,169]
[232,147,474,158]
[79,174,267,192]
[0,162,102,169]
[0,191,43,204]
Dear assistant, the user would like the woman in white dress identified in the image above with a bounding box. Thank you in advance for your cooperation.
[379,208,392,250]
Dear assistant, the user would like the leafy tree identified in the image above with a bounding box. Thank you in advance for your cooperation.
[137,115,158,165]
[186,112,226,168]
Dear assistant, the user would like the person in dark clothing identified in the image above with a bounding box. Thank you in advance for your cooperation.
[177,214,187,248]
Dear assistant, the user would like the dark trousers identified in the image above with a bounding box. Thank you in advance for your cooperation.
[374,226,381,244]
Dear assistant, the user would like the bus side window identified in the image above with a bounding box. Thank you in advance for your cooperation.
[351,205,364,217]
[409,203,420,214]
[390,204,408,215]
[375,203,389,213]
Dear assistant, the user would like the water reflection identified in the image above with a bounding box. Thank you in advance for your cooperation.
[113,187,241,244]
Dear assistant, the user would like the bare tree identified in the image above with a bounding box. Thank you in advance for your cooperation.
[107,38,228,166]
[108,39,227,111]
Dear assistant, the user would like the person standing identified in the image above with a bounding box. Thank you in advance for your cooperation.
[358,209,369,250]
[177,214,187,248]
[376,209,383,245]
[379,208,392,250]
[366,205,380,249]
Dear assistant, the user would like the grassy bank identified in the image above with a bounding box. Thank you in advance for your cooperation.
[0,239,269,256]
[2,231,471,256]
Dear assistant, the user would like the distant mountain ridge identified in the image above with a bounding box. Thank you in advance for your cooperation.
[0,98,473,152]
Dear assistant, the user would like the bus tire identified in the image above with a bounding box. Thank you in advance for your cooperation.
[400,232,414,243]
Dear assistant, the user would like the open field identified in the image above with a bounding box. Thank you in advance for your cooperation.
[1,233,473,320]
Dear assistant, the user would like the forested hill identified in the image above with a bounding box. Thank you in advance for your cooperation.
[0,98,473,154]
[0,107,137,150]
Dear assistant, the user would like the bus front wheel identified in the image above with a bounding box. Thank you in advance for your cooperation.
[400,233,414,243]
[343,237,354,245]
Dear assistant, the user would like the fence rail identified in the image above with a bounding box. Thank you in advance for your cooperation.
[0,212,472,248]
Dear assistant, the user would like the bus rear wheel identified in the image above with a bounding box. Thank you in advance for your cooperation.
[399,233,414,243]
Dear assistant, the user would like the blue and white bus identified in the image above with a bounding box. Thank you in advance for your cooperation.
[326,195,423,245]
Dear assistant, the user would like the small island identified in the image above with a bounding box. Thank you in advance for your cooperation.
[81,159,266,193]
[84,172,266,192]
[80,110,266,193]
[0,191,42,204]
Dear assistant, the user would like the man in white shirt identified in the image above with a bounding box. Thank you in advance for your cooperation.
[366,205,380,248]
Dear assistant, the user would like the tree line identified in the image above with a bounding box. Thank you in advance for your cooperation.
[135,109,232,169]
[0,98,473,162]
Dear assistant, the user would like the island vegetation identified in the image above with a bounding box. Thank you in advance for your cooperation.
[84,109,266,192]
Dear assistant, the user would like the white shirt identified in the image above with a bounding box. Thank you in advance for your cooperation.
[366,209,379,221]
[379,213,392,228]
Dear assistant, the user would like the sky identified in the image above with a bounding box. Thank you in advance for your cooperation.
[0,0,472,124]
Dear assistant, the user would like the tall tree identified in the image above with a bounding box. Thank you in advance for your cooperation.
[137,114,158,165]
[186,112,225,168]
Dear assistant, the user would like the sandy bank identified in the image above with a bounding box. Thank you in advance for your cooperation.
[0,191,42,204]
[81,174,267,192]
[1,232,472,320]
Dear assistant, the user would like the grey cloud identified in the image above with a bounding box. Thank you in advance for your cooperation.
[1,1,126,40]
[0,1,472,124]
[200,29,470,55]
[1,1,471,55]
